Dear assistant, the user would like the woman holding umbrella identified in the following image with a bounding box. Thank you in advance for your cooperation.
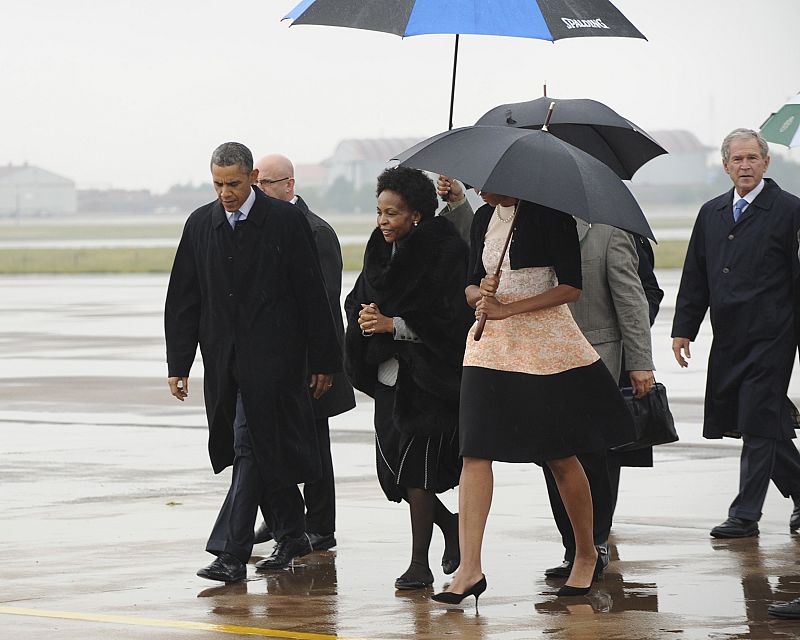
[344,167,473,590]
[432,182,634,604]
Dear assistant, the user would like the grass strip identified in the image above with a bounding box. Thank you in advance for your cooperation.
[0,240,689,274]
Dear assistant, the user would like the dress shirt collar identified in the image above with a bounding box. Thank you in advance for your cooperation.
[733,178,765,208]
[225,187,256,225]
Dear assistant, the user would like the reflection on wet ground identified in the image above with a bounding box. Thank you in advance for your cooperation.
[3,274,800,639]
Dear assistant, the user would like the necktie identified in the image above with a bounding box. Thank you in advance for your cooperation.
[733,198,747,223]
[230,210,243,229]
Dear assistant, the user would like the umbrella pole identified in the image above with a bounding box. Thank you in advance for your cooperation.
[474,201,521,341]
[448,34,459,131]
[475,102,555,339]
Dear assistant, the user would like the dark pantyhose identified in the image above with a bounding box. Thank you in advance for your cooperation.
[397,489,459,583]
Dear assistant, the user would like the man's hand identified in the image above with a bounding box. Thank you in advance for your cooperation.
[672,337,691,368]
[310,373,333,400]
[629,370,655,398]
[168,376,189,401]
[437,175,465,204]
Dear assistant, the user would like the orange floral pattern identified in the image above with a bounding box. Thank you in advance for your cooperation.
[464,236,599,375]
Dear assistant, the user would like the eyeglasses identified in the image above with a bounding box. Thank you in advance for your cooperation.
[256,177,291,187]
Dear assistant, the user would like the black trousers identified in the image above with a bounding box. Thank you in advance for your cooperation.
[268,416,337,536]
[543,451,617,561]
[206,392,304,563]
[728,433,800,521]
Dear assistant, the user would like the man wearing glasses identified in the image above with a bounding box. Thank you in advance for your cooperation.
[251,153,355,567]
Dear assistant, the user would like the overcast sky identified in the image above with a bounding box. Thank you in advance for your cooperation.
[3,0,798,192]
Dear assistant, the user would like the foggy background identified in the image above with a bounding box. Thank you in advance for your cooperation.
[3,0,798,194]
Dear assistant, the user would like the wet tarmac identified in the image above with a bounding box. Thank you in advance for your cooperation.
[2,273,800,639]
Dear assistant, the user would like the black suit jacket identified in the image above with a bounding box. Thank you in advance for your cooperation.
[294,195,356,418]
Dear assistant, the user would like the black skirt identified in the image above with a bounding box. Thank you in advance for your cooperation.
[373,382,461,503]
[459,360,634,464]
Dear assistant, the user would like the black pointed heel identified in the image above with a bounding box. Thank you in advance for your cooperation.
[431,575,487,605]
[558,552,604,596]
[593,552,607,580]
[556,584,591,597]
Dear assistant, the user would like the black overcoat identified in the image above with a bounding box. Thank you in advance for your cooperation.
[672,179,800,439]
[294,195,356,418]
[343,217,473,437]
[165,187,342,485]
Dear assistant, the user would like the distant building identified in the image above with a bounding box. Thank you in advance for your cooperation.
[631,130,712,186]
[78,188,156,214]
[0,163,77,216]
[295,163,329,191]
[323,138,421,190]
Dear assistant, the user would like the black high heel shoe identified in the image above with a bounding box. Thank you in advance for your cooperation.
[431,575,487,605]
[556,554,605,597]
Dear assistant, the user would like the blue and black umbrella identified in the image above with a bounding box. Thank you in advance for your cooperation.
[284,0,646,129]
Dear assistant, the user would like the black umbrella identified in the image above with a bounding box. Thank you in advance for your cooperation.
[284,0,646,130]
[393,123,655,240]
[475,96,667,179]
[394,117,654,339]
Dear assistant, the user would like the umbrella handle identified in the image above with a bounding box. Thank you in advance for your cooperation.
[474,312,488,340]
[473,201,521,342]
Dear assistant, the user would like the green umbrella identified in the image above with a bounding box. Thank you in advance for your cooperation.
[760,93,800,148]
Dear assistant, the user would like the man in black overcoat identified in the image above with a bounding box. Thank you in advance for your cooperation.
[251,153,356,564]
[165,142,341,582]
[672,128,800,538]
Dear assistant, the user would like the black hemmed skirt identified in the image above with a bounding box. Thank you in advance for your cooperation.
[459,361,634,464]
[373,382,461,503]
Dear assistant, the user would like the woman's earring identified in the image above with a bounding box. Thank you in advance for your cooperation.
[413,219,419,226]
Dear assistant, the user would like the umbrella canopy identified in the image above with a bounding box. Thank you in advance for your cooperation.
[283,0,646,129]
[475,96,667,179]
[760,93,800,148]
[285,0,646,39]
[393,125,655,240]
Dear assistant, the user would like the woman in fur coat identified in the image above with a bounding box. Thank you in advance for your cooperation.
[344,167,472,590]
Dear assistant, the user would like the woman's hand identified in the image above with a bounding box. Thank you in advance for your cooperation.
[479,273,501,297]
[358,303,393,335]
[476,295,511,320]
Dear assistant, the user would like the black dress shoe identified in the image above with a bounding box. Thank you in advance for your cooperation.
[710,517,759,538]
[790,504,800,532]
[544,560,573,578]
[545,546,608,579]
[253,521,273,545]
[394,574,434,590]
[307,532,337,551]
[197,552,246,583]
[254,535,312,571]
[769,597,800,619]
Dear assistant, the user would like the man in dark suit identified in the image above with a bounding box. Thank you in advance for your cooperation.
[251,153,355,564]
[673,128,800,538]
[166,142,341,582]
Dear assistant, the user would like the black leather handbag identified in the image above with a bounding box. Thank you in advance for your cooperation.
[611,382,678,453]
